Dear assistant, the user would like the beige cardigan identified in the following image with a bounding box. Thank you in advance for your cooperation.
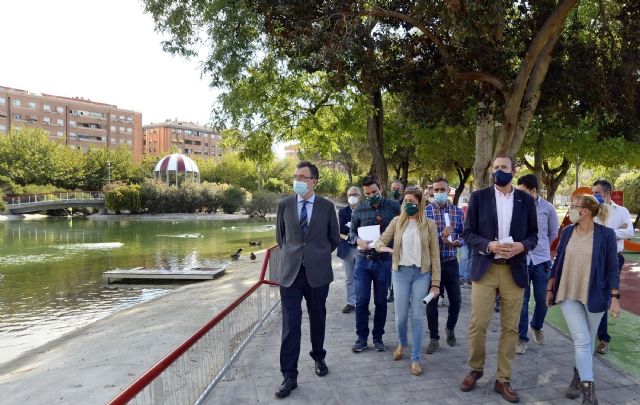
[374,216,441,287]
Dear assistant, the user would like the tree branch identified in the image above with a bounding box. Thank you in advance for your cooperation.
[456,71,507,100]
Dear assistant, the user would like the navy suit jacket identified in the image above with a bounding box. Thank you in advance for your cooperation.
[462,186,538,288]
[338,205,353,236]
[549,223,620,312]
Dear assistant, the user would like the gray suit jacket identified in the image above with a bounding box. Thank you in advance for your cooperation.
[276,194,340,288]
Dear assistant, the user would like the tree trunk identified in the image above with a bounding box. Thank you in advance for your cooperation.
[473,103,494,188]
[542,157,571,204]
[634,214,639,230]
[400,159,409,186]
[453,162,472,206]
[367,88,388,188]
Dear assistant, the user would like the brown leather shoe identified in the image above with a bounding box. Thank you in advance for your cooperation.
[460,370,483,392]
[494,380,520,403]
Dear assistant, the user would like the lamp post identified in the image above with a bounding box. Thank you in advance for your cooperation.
[107,160,111,184]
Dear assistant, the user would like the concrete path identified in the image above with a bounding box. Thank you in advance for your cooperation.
[211,259,640,405]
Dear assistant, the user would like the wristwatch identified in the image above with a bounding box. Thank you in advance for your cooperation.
[611,293,621,299]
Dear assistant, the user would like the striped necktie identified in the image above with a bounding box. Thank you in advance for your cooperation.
[300,200,309,236]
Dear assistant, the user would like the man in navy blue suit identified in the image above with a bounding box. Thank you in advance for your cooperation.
[460,156,538,403]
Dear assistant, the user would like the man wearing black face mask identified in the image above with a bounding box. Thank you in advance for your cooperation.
[461,156,538,403]
[350,176,400,353]
[387,180,404,303]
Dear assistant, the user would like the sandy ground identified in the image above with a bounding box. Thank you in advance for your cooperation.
[0,251,270,405]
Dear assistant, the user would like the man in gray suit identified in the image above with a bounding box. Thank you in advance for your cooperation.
[275,161,340,399]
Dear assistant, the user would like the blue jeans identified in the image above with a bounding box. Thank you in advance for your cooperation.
[560,300,604,382]
[354,254,392,342]
[393,265,431,361]
[518,260,551,341]
[341,247,357,306]
[597,253,624,342]
[459,244,472,281]
[426,259,461,339]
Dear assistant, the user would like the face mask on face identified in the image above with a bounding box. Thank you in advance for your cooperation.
[293,180,308,196]
[390,190,401,200]
[347,196,360,206]
[404,203,418,216]
[568,208,582,224]
[366,193,382,206]
[434,192,448,205]
[493,170,513,187]
[594,194,605,204]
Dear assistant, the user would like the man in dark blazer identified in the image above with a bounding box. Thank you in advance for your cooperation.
[460,156,538,403]
[274,161,340,399]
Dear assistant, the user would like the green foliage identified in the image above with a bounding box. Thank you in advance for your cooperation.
[615,172,640,216]
[140,179,231,214]
[104,183,142,214]
[0,175,20,195]
[246,189,280,218]
[264,177,288,193]
[221,186,247,214]
[84,147,135,190]
[315,168,348,197]
[211,153,260,192]
[0,189,6,212]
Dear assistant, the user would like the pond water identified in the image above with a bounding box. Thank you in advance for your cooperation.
[0,216,276,365]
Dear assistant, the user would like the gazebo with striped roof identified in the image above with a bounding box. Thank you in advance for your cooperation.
[153,153,200,186]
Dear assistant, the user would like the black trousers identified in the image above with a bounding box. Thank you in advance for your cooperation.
[280,265,330,380]
[426,258,462,340]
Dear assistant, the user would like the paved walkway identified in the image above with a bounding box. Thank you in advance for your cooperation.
[211,259,640,405]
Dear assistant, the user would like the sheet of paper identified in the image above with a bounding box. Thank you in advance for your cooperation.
[494,236,514,259]
[443,213,453,242]
[357,225,380,249]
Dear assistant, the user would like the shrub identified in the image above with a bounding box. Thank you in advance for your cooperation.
[0,190,6,212]
[615,171,640,227]
[246,190,280,218]
[264,177,288,193]
[201,182,224,213]
[105,183,142,214]
[221,186,247,214]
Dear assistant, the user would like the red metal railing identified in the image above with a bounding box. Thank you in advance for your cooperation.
[107,246,280,405]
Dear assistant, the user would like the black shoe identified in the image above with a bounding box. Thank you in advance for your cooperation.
[314,359,328,377]
[352,339,368,352]
[342,304,355,313]
[373,340,386,351]
[387,292,394,302]
[275,378,297,399]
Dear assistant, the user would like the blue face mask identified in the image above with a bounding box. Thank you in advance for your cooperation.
[293,180,308,196]
[594,194,605,204]
[434,192,448,205]
[492,170,513,187]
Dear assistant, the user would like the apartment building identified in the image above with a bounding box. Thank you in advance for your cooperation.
[0,85,143,161]
[143,121,223,160]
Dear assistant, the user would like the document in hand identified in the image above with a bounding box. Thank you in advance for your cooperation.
[357,225,381,249]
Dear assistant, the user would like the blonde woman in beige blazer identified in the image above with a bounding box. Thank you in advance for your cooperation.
[375,186,441,375]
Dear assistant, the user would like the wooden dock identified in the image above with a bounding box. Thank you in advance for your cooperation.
[103,267,226,284]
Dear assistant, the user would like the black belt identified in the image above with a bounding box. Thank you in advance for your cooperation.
[492,258,510,265]
[359,251,390,261]
[441,256,457,263]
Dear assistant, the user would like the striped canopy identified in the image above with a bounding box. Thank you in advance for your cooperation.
[153,153,200,174]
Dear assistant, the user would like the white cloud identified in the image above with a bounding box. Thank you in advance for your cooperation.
[0,0,218,125]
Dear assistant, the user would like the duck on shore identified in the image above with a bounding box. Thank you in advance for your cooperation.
[248,241,262,246]
[249,252,256,261]
[230,248,243,260]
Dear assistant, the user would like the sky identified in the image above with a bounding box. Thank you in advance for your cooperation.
[0,0,218,126]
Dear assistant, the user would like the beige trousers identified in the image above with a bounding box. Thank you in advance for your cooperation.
[468,263,524,382]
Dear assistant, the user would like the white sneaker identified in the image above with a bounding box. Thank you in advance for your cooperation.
[516,340,527,354]
[529,325,545,345]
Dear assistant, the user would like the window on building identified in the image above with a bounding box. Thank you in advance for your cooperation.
[119,126,125,133]
[119,115,125,121]
[69,120,76,127]
[185,129,192,135]
[43,104,51,112]
[127,116,133,123]
[127,140,132,145]
[0,124,6,132]
[110,125,116,132]
[57,131,64,138]
[57,119,64,126]
[28,101,37,109]
[43,117,51,125]
[13,113,23,120]
[0,97,5,105]
[56,106,64,114]
[127,127,132,133]
[13,99,21,107]
[69,132,77,139]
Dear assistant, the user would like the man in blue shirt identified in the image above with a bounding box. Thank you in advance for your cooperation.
[515,174,558,354]
[350,175,400,352]
[425,177,464,353]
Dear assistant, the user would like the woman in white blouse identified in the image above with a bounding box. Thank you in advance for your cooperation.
[375,186,441,375]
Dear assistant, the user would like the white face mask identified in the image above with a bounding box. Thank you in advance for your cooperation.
[347,196,360,206]
[568,208,581,224]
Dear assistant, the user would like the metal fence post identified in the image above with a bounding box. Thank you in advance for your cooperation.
[152,373,166,405]
[222,317,231,380]
[257,287,263,322]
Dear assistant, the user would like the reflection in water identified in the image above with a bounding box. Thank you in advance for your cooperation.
[0,217,276,365]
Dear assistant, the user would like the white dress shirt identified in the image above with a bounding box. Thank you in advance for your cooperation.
[595,201,634,253]
[494,186,514,241]
[297,193,315,225]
